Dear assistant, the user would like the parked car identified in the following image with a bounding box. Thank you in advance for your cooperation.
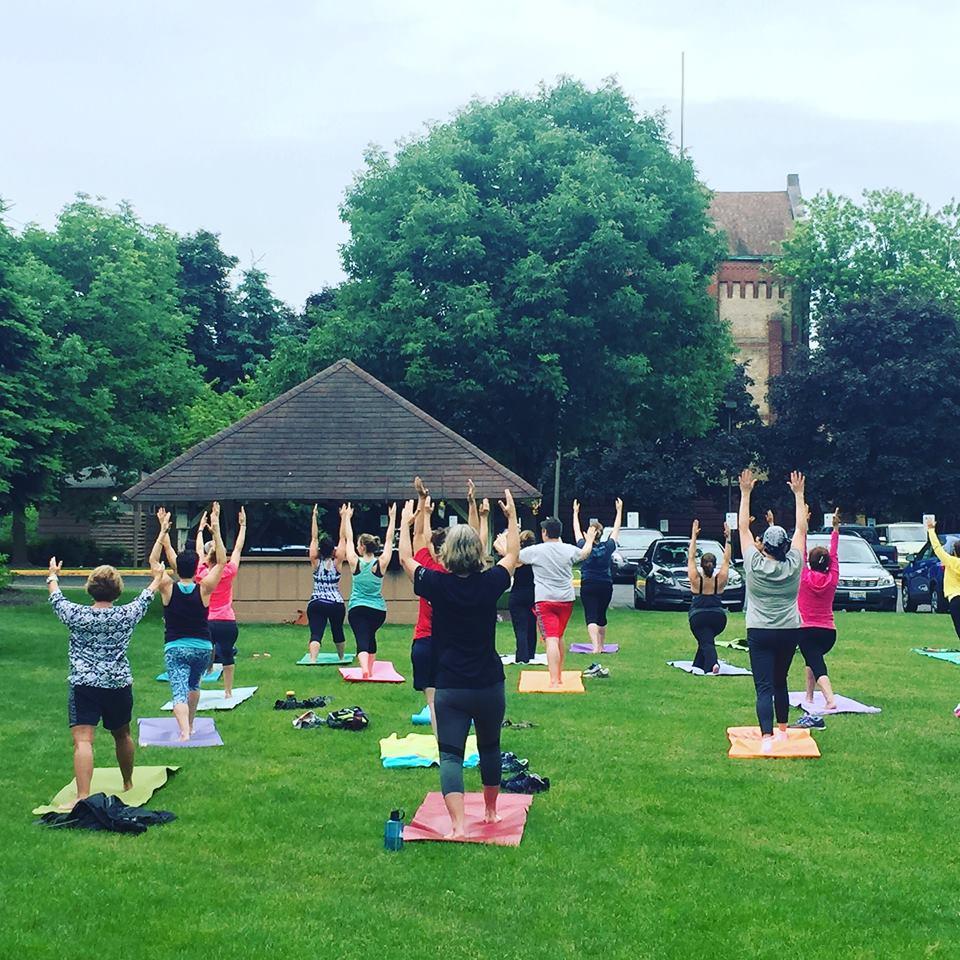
[900,532,960,613]
[876,522,927,567]
[634,537,744,610]
[818,524,899,575]
[603,527,662,583]
[806,533,897,611]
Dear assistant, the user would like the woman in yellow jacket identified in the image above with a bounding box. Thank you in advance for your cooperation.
[926,518,960,631]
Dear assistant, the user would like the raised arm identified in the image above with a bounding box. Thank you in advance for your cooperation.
[342,504,358,568]
[47,556,63,596]
[687,520,701,590]
[789,471,807,554]
[377,503,397,573]
[572,499,584,543]
[399,500,420,580]
[577,523,598,560]
[335,503,347,563]
[467,478,481,537]
[717,522,733,590]
[309,504,319,567]
[232,506,247,566]
[610,497,623,543]
[195,510,208,557]
[738,469,756,554]
[200,501,226,596]
[413,477,431,553]
[149,508,173,567]
[497,490,521,574]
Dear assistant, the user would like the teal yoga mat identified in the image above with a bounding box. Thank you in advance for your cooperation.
[912,648,960,665]
[297,653,355,665]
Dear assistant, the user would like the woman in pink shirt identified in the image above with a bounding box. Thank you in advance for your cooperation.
[195,506,247,700]
[798,508,840,711]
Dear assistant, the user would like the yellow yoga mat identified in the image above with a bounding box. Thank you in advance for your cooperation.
[726,727,821,759]
[518,670,585,694]
[379,732,479,765]
[32,765,180,814]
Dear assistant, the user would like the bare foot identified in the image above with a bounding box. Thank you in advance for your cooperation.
[224,692,233,699]
[362,672,371,680]
[444,826,467,840]
[122,781,133,792]
[825,702,838,711]
[56,800,78,812]
[712,664,720,674]
[178,730,190,742]
[483,809,501,824]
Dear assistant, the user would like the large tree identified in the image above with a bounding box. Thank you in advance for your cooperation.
[261,78,732,480]
[767,292,960,519]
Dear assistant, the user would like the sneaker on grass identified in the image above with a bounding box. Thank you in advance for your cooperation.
[791,714,825,729]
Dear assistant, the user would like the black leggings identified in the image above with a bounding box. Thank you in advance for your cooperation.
[348,606,386,654]
[307,599,346,647]
[798,627,837,680]
[950,597,960,643]
[434,683,506,795]
[509,600,537,663]
[581,581,613,627]
[689,610,726,673]
[747,628,800,735]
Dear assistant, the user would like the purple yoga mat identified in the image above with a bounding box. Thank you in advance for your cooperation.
[137,717,224,747]
[569,643,619,654]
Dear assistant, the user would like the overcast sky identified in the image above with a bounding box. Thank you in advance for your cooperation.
[3,0,958,307]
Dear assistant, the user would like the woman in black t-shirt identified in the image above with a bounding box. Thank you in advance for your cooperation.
[399,490,520,840]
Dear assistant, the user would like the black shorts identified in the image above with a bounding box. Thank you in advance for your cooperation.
[68,684,133,731]
[210,620,239,666]
[581,580,614,627]
[411,637,436,691]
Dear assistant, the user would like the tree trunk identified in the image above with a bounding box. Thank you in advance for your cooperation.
[11,504,29,565]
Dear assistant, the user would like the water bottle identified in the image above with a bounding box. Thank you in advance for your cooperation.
[285,691,296,702]
[384,808,405,851]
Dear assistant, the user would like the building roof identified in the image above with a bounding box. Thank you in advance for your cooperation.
[123,359,540,503]
[708,190,797,258]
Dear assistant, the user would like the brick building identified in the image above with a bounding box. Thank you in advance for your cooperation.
[708,174,806,418]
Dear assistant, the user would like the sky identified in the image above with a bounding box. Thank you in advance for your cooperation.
[3,0,959,308]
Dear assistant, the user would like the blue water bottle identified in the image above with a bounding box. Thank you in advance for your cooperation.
[384,808,405,851]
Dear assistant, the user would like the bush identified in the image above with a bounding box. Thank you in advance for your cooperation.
[0,554,12,591]
[26,536,102,567]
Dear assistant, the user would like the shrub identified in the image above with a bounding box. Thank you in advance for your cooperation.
[0,554,12,591]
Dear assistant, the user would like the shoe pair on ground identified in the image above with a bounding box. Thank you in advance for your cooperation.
[791,714,826,729]
[501,771,550,793]
[582,662,609,679]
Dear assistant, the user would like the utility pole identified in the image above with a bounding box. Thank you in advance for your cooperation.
[680,51,685,156]
[552,445,561,518]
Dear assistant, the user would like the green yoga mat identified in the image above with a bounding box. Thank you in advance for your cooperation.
[33,765,180,815]
[297,653,355,665]
[716,639,749,652]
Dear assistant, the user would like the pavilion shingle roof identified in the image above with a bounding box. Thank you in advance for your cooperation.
[123,360,539,503]
[708,191,796,258]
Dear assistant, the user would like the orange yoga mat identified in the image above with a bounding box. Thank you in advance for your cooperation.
[518,670,585,694]
[726,726,821,759]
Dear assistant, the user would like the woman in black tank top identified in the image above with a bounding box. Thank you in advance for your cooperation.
[687,520,733,675]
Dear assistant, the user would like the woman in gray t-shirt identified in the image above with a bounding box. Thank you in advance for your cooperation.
[737,469,807,751]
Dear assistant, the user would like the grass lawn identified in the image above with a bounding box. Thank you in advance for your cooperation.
[2,589,960,960]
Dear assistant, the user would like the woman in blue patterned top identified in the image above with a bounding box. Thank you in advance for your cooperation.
[47,554,165,810]
[306,503,348,661]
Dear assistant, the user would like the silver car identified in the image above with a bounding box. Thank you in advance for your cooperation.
[806,534,897,611]
[602,527,662,583]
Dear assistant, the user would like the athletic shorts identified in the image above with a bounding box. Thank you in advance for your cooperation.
[209,620,239,666]
[535,600,575,640]
[411,636,435,692]
[68,684,133,731]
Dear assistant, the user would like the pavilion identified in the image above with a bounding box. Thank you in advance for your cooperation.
[123,358,540,622]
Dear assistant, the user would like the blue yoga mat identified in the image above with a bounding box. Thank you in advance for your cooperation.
[156,666,223,683]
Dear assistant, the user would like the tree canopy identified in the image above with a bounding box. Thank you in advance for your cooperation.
[261,78,733,481]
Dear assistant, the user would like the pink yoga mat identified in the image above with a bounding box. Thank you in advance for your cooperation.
[403,791,534,845]
[569,643,619,654]
[137,717,223,747]
[339,660,406,683]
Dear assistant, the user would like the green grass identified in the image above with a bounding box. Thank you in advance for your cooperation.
[2,590,960,960]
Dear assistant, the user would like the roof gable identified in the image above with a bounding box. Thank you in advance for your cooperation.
[124,359,540,502]
[709,191,796,258]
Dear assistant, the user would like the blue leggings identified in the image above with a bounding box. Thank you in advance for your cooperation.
[164,645,213,704]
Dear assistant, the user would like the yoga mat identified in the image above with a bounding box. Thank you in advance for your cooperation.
[789,692,881,715]
[297,652,355,665]
[716,639,749,652]
[137,717,223,747]
[518,670,585,693]
[404,791,534,845]
[379,732,479,768]
[412,705,432,726]
[33,765,180,815]
[727,726,821,760]
[500,653,548,666]
[911,648,960,665]
[155,666,222,683]
[667,660,752,676]
[339,661,405,683]
[569,643,619,654]
[160,686,258,711]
